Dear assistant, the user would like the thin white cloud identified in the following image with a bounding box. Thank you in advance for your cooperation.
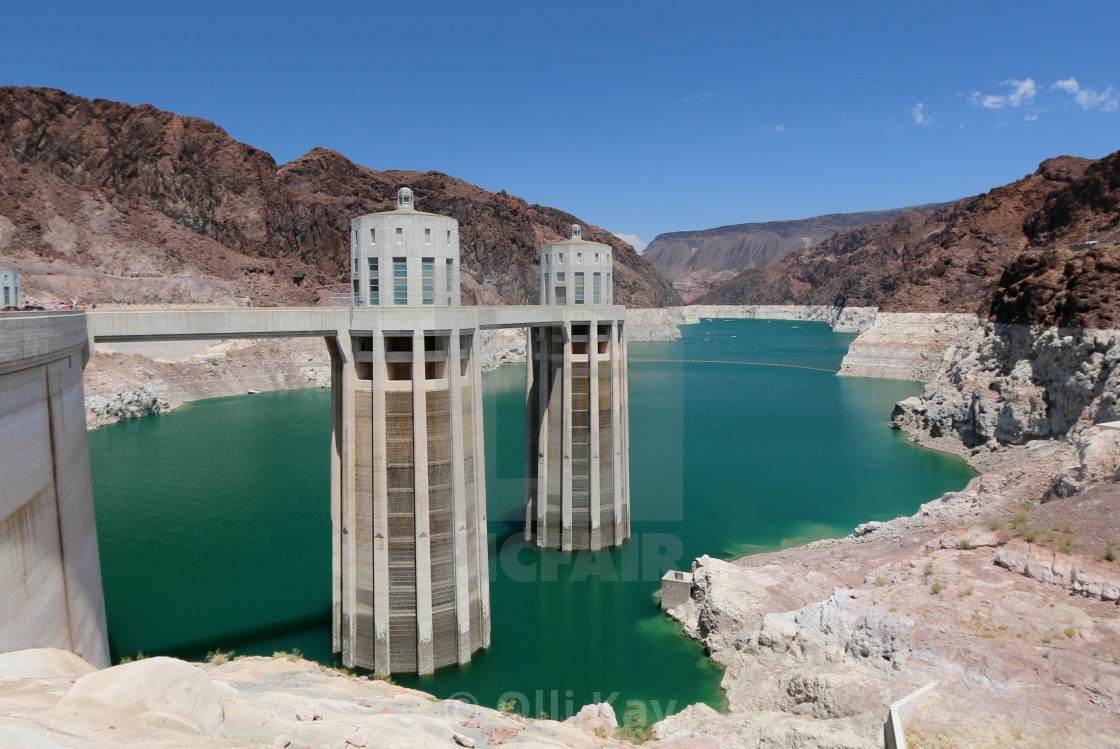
[1024,114,1038,121]
[1052,78,1119,111]
[612,233,647,254]
[969,78,1036,108]
[676,91,715,104]
[773,124,786,132]
[911,102,930,125]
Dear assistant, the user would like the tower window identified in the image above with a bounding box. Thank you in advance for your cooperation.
[422,257,434,305]
[575,272,584,304]
[393,257,407,304]
[446,230,452,245]
[594,253,599,264]
[370,228,376,245]
[395,227,403,244]
[424,228,431,244]
[368,257,379,305]
[593,272,601,304]
[542,273,549,304]
[577,252,582,263]
[446,258,453,293]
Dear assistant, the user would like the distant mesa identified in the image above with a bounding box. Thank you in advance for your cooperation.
[643,205,947,301]
[693,151,1120,329]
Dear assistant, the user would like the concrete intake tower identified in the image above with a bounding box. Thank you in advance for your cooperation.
[333,188,488,675]
[524,225,632,550]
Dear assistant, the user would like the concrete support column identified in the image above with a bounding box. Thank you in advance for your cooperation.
[371,329,391,673]
[618,323,631,541]
[328,336,342,654]
[411,329,434,675]
[523,327,537,543]
[609,323,624,539]
[534,327,551,544]
[448,328,472,663]
[588,316,602,550]
[468,328,490,648]
[328,331,358,665]
[560,321,574,551]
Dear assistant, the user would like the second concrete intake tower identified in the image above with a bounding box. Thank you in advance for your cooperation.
[524,225,631,550]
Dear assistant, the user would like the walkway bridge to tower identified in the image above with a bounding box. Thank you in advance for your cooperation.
[79,304,628,674]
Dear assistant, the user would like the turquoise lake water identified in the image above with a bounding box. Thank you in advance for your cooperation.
[87,318,974,722]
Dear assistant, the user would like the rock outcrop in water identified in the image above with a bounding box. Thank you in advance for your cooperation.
[0,86,679,308]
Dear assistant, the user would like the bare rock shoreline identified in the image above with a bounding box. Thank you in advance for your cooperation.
[0,651,641,748]
[653,311,1120,748]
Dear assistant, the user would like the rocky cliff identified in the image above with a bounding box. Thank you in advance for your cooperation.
[0,86,679,308]
[891,322,1120,452]
[695,152,1120,312]
[990,245,1120,329]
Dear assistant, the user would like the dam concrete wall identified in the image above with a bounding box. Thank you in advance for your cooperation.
[0,311,110,667]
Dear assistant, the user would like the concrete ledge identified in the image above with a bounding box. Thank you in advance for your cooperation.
[884,682,937,749]
[0,311,88,376]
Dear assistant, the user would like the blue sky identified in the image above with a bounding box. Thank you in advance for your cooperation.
[3,1,1118,245]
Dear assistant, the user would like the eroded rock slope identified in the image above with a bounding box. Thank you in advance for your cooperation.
[0,86,679,308]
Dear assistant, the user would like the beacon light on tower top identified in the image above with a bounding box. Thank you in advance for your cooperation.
[349,187,460,307]
[538,224,612,306]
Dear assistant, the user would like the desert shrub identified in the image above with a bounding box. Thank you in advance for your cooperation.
[206,649,233,665]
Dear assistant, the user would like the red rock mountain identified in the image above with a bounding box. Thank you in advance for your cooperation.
[0,87,680,307]
[696,152,1120,326]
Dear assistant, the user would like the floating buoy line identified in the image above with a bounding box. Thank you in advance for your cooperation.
[631,359,839,374]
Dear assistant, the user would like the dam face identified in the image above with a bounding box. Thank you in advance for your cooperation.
[0,311,110,668]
